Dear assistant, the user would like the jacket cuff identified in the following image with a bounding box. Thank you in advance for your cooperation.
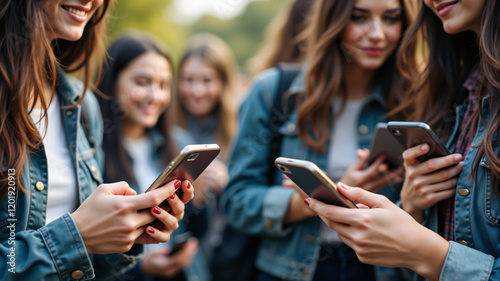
[38,213,94,280]
[440,241,494,281]
[262,187,295,236]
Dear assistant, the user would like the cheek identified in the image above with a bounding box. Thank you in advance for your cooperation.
[341,25,361,46]
[386,25,403,47]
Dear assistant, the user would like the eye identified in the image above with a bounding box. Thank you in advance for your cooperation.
[384,15,401,23]
[351,14,366,22]
[203,78,212,84]
[134,78,149,86]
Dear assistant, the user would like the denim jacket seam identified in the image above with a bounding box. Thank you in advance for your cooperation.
[37,228,64,280]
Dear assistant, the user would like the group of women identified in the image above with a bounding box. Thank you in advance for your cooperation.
[0,0,499,281]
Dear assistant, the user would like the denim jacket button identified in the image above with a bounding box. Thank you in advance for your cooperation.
[358,125,369,135]
[305,234,315,243]
[458,189,470,196]
[265,221,272,229]
[287,123,296,132]
[71,270,84,279]
[35,181,44,191]
[301,270,310,277]
[90,166,97,173]
[66,111,73,116]
[90,148,96,154]
[458,240,469,247]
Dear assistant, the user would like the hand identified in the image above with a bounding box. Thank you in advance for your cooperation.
[400,144,463,222]
[192,159,229,208]
[306,183,449,281]
[341,149,403,193]
[71,179,194,255]
[140,238,198,277]
[282,175,317,224]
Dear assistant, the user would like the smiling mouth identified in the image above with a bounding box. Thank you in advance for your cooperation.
[436,1,459,12]
[61,5,88,17]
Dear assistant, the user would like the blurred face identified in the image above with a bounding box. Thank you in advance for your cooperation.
[178,57,222,119]
[116,52,172,131]
[341,0,403,70]
[423,0,484,34]
[43,0,104,41]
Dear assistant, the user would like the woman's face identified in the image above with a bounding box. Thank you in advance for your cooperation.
[423,0,484,34]
[341,0,403,70]
[178,57,223,119]
[116,52,172,130]
[43,0,104,41]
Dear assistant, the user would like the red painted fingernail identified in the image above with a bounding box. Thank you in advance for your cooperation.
[174,180,181,190]
[170,194,176,199]
[304,199,310,206]
[147,227,155,234]
[339,182,350,190]
[153,207,161,215]
[187,182,191,189]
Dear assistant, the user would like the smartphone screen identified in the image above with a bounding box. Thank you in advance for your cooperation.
[275,157,357,208]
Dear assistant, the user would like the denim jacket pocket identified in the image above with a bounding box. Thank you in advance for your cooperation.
[480,158,500,225]
[79,151,103,185]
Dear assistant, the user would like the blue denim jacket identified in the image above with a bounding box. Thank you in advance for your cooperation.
[222,67,400,281]
[0,70,143,281]
[410,95,500,281]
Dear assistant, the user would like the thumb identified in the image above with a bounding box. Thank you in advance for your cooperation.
[337,182,385,208]
[351,149,369,170]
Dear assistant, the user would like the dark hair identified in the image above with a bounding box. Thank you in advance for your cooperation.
[397,0,500,190]
[0,0,110,198]
[96,32,177,184]
[296,0,416,152]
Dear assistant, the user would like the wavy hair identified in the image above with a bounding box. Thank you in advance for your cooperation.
[170,34,237,161]
[296,0,417,152]
[0,0,110,198]
[397,0,500,189]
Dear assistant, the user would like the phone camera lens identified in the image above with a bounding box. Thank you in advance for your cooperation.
[187,153,199,161]
[279,166,286,172]
[391,129,402,136]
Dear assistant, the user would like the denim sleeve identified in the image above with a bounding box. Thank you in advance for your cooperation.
[439,241,498,281]
[84,91,104,173]
[222,68,295,237]
[91,245,143,280]
[0,213,93,281]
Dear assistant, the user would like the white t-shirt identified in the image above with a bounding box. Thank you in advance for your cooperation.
[123,136,159,194]
[321,97,368,243]
[30,96,78,225]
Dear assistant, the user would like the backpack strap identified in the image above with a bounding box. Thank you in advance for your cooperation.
[80,100,95,150]
[267,63,302,185]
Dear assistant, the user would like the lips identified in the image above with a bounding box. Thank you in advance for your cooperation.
[435,1,459,17]
[362,47,384,56]
[61,5,90,23]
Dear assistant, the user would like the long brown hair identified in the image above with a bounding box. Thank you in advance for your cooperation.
[248,0,314,77]
[96,32,177,185]
[170,34,237,161]
[397,0,500,188]
[296,0,417,152]
[0,0,110,198]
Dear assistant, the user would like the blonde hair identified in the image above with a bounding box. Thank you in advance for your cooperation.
[170,34,237,160]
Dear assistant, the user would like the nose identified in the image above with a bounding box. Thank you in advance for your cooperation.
[367,18,385,42]
[188,80,206,97]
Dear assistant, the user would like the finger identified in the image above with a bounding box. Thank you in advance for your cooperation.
[306,198,354,225]
[403,144,430,166]
[282,178,296,188]
[101,181,137,196]
[351,149,370,170]
[337,182,388,208]
[421,178,458,195]
[165,192,185,218]
[145,215,178,243]
[363,155,387,180]
[177,180,194,204]
[413,161,463,185]
[128,180,181,210]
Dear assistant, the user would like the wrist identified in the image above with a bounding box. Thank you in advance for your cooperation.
[407,228,448,281]
[401,202,425,223]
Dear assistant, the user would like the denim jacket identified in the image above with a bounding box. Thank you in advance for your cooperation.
[0,70,142,281]
[411,95,500,281]
[222,67,400,281]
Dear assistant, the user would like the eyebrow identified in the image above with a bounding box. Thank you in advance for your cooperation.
[352,7,403,13]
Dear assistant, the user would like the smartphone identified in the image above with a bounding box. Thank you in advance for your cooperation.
[387,121,450,162]
[275,157,357,208]
[167,232,192,256]
[367,122,405,169]
[145,144,220,194]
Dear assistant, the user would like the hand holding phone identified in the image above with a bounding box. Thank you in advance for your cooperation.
[367,122,405,169]
[275,157,357,208]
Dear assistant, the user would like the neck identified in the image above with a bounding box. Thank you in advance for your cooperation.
[32,80,56,109]
[343,62,376,100]
[123,122,146,140]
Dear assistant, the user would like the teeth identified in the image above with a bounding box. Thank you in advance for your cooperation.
[63,6,86,16]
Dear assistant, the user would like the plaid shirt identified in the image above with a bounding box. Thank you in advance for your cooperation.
[438,68,480,241]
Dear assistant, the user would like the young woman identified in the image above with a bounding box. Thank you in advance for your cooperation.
[0,1,193,280]
[222,0,415,280]
[96,32,208,281]
[306,1,500,280]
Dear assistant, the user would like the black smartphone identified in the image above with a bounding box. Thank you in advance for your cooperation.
[387,121,450,162]
[275,157,357,208]
[167,232,192,256]
[145,144,220,195]
[367,122,405,169]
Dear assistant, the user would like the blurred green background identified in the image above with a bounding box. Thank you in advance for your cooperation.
[107,0,288,69]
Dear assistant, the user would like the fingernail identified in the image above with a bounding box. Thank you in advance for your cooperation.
[187,182,191,189]
[338,182,350,190]
[421,144,428,151]
[147,227,155,234]
[170,194,176,199]
[153,207,161,215]
[174,180,181,190]
[304,198,310,206]
[454,154,461,161]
